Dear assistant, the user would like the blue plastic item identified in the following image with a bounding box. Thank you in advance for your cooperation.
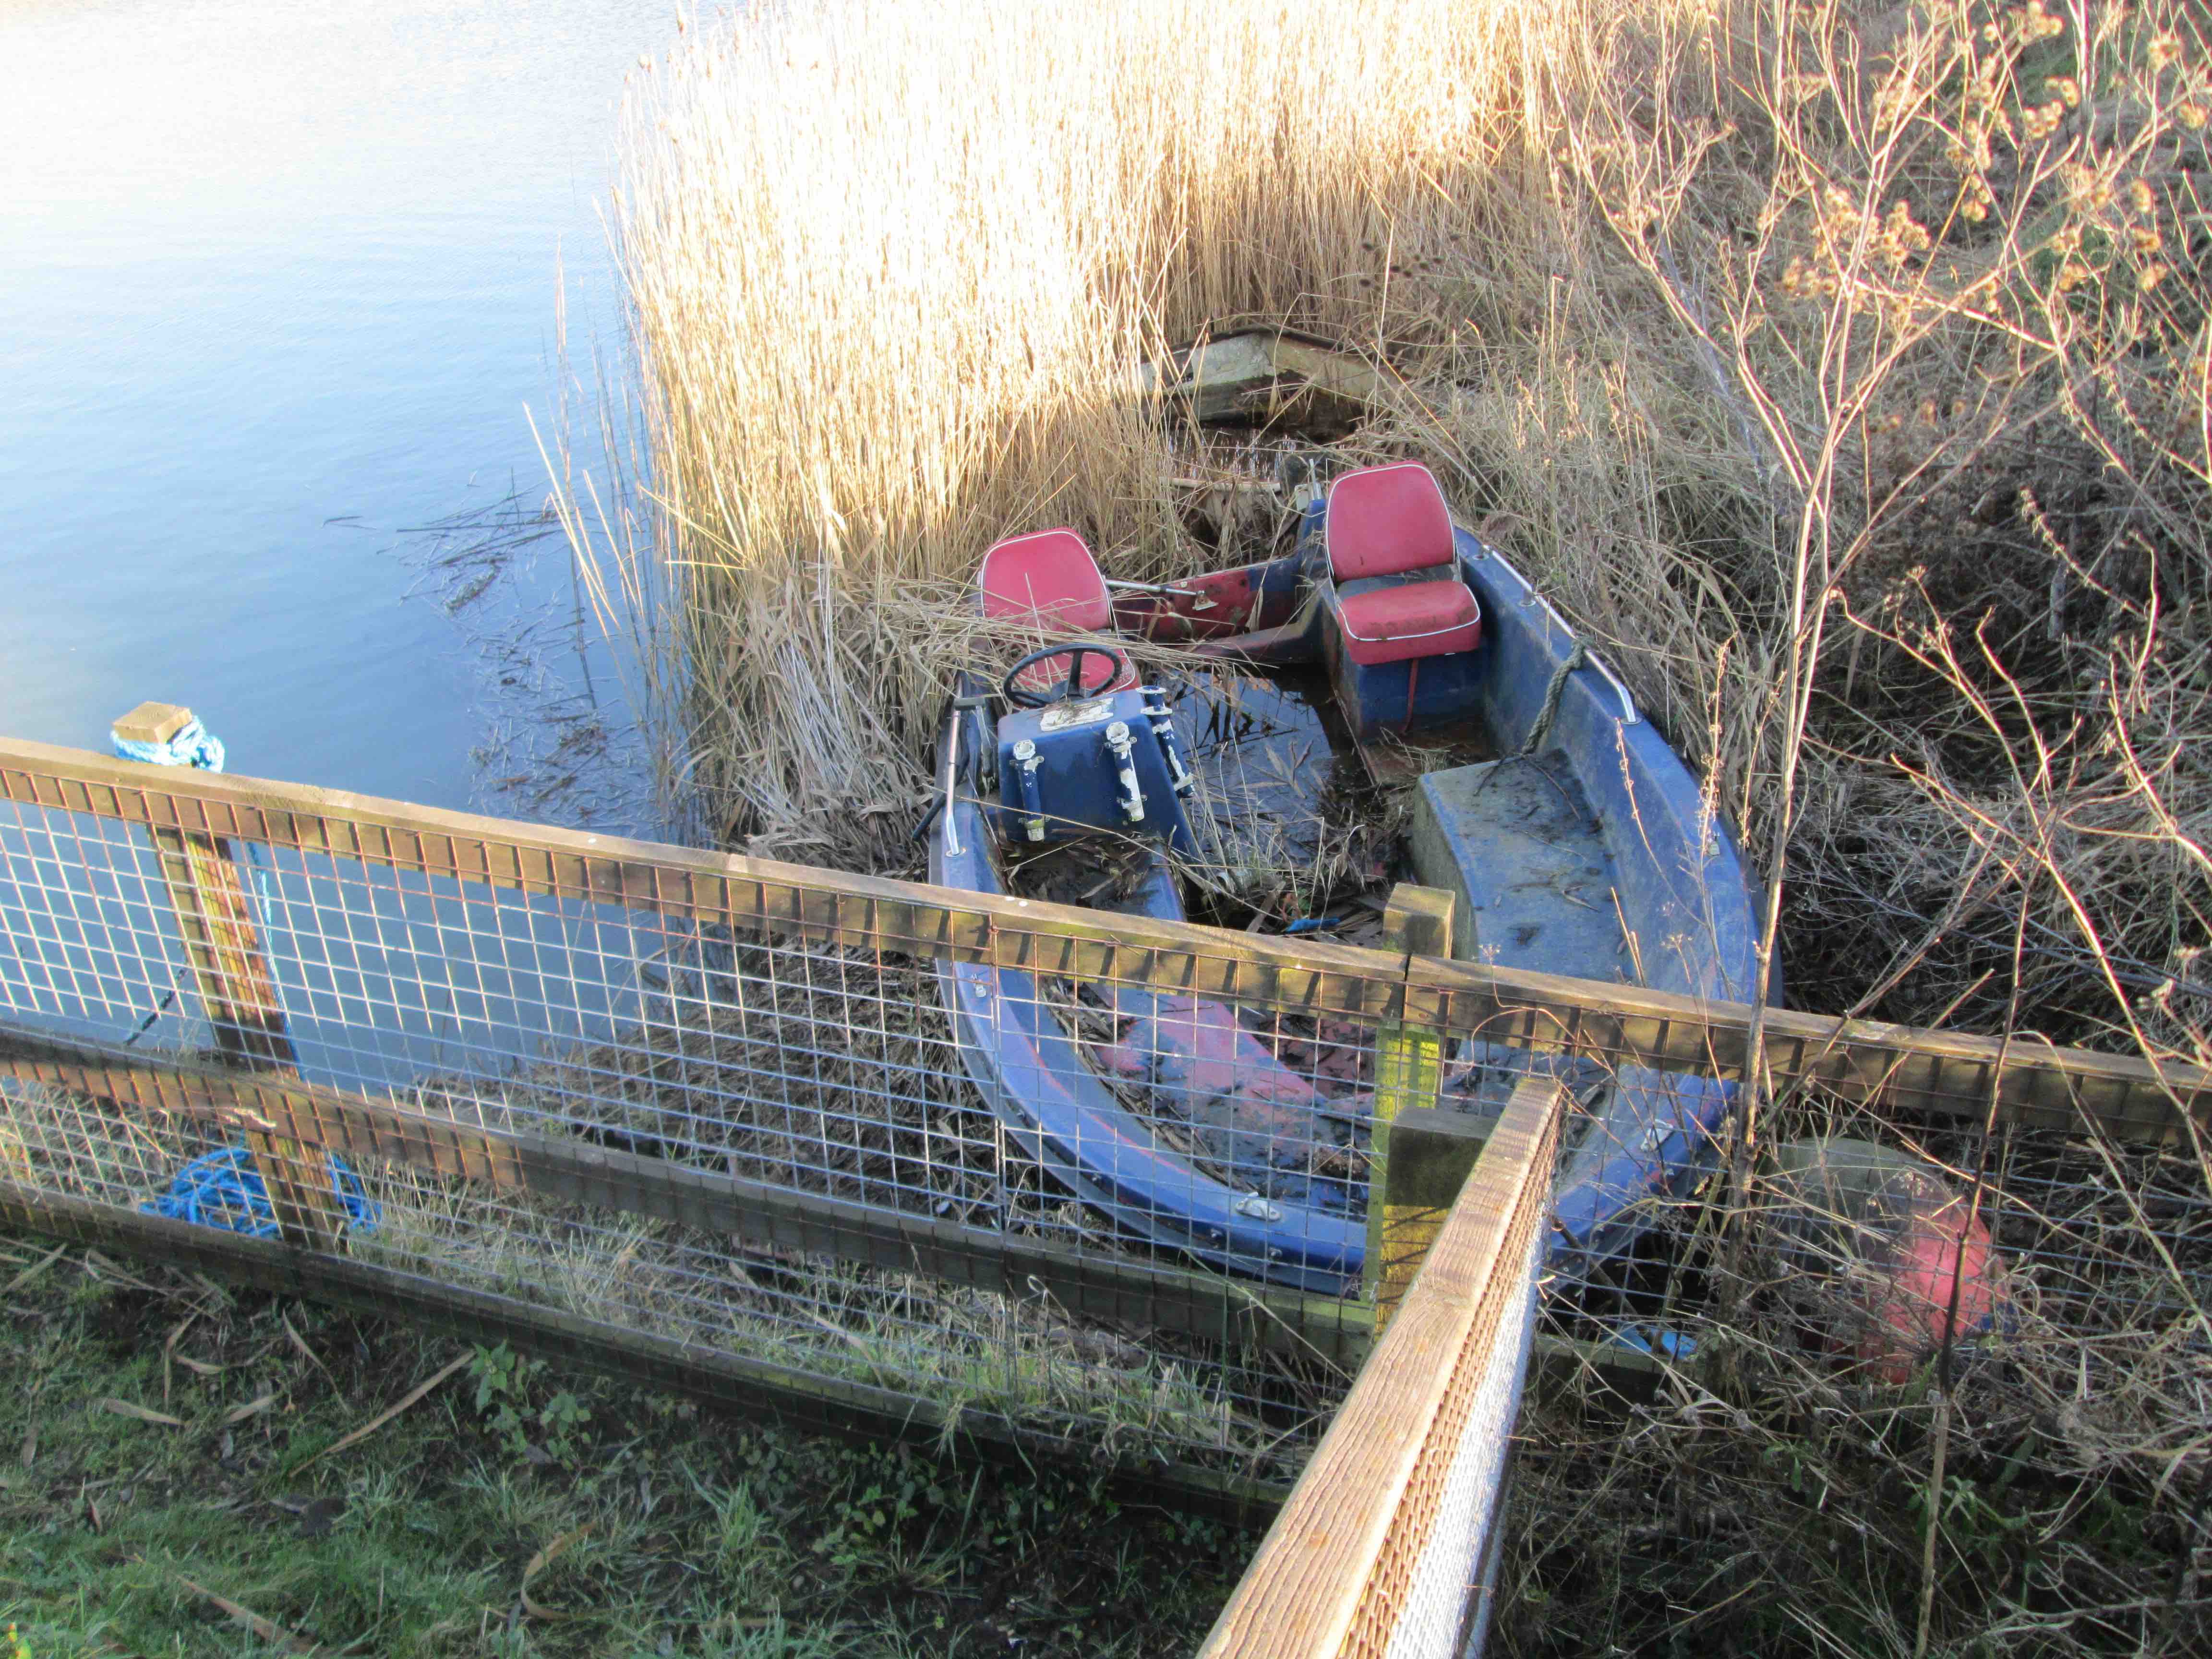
[1609,1324,1698,1361]
[993,686,1195,854]
[111,712,226,772]
[140,1144,378,1239]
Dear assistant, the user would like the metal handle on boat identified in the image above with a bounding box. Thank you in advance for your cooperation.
[1582,649,1641,727]
[942,713,965,859]
[1106,578,1201,598]
[1106,578,1216,611]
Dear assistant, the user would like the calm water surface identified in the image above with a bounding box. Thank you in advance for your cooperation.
[0,0,673,822]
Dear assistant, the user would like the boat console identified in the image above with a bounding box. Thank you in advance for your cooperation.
[976,529,1197,854]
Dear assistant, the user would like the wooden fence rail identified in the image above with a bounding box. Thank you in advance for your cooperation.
[1199,1078,1565,1659]
[2,734,2206,1144]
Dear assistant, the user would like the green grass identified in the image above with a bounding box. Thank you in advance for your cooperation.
[0,1229,1250,1658]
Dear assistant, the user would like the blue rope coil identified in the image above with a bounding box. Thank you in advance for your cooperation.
[140,1144,378,1239]
[112,713,225,772]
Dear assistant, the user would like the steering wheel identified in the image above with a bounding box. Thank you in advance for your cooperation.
[1001,642,1129,709]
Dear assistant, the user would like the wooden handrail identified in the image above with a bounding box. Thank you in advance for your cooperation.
[1198,1077,1565,1658]
[1,733,2204,1140]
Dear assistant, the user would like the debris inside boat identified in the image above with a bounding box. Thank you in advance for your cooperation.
[1141,327,1389,438]
[925,456,1764,1293]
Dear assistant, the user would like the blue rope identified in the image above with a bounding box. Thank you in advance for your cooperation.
[140,1144,378,1238]
[112,713,225,772]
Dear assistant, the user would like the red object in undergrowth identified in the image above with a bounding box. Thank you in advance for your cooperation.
[1854,1193,2010,1384]
[1764,1139,2013,1385]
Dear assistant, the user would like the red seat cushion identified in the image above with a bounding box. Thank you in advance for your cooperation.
[1325,463,1455,580]
[1336,579,1481,666]
[980,529,1112,630]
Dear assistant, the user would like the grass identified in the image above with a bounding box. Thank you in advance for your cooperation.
[0,1227,1250,1658]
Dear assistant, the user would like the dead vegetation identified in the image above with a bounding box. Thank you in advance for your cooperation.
[551,0,2212,1647]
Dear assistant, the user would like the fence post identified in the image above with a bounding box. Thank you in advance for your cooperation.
[111,702,339,1250]
[1369,1105,1490,1333]
[1365,882,1455,1316]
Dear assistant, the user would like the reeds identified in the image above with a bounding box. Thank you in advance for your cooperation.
[577,0,2212,1646]
[598,0,1577,861]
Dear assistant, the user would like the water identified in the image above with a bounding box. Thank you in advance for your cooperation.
[0,0,671,824]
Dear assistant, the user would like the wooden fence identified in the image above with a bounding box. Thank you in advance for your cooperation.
[3,731,2207,1649]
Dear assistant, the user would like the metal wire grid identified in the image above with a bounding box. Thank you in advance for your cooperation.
[9,775,2205,1303]
[9,739,2198,1137]
[0,1074,1308,1466]
[0,789,1383,1479]
[0,786,1392,1245]
[4,746,2209,1494]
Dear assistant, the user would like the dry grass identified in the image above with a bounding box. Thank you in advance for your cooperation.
[584,0,1575,862]
[563,0,2212,1647]
[0,1073,1324,1483]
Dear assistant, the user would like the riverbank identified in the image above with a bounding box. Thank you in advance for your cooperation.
[0,1229,1248,1657]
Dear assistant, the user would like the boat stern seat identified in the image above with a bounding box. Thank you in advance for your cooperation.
[979,528,1139,696]
[1324,463,1481,667]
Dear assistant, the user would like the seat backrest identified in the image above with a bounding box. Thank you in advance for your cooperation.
[979,529,1111,631]
[1324,462,1455,580]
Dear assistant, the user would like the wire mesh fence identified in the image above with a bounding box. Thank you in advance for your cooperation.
[0,747,1394,1498]
[3,731,2210,1647]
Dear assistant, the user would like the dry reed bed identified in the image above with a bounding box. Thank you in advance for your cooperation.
[581,0,2212,1646]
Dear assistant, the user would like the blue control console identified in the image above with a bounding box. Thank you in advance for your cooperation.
[994,686,1195,853]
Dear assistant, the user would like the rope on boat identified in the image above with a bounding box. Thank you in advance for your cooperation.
[140,1143,378,1239]
[111,713,225,771]
[1517,640,1587,759]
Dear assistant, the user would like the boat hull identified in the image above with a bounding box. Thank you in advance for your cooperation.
[929,696,1365,1293]
[928,517,1765,1287]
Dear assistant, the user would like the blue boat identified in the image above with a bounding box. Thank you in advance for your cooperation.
[930,461,1761,1293]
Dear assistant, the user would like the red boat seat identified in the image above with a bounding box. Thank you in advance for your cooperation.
[1336,580,1481,666]
[1324,463,1481,665]
[978,528,1137,695]
[981,529,1113,629]
[1325,462,1456,579]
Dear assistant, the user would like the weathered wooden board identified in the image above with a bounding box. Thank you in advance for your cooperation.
[1198,1077,1564,1659]
[2,734,2204,1140]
